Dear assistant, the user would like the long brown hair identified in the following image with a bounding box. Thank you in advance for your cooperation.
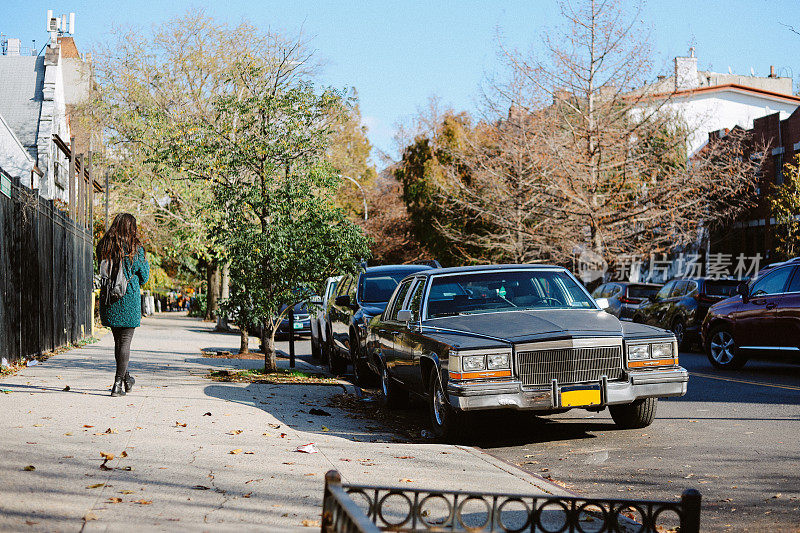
[97,213,142,263]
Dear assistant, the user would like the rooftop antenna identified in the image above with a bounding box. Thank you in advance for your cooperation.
[46,10,75,43]
[728,66,732,75]
[750,67,755,77]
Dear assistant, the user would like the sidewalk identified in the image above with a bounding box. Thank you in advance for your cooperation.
[0,314,568,532]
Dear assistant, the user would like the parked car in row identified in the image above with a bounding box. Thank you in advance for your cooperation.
[310,276,341,360]
[591,282,662,320]
[703,258,800,369]
[276,302,311,336]
[325,264,434,380]
[365,264,688,439]
[631,277,740,349]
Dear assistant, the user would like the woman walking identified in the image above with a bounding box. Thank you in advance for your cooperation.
[97,213,150,397]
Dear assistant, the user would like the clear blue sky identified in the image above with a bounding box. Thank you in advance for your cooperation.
[3,0,799,164]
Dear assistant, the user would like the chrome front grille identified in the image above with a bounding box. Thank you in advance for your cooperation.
[516,345,623,387]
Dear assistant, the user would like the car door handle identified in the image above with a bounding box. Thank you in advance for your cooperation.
[766,302,777,310]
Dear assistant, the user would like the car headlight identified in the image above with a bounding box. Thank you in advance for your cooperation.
[487,353,510,370]
[651,342,673,359]
[627,344,650,360]
[461,355,486,372]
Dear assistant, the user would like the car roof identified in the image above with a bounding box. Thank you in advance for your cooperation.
[412,263,568,278]
[362,264,434,274]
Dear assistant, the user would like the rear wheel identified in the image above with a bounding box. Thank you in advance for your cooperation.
[609,397,657,429]
[428,367,465,441]
[706,326,748,369]
[671,319,688,351]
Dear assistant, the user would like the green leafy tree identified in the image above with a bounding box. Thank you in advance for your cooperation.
[770,160,800,259]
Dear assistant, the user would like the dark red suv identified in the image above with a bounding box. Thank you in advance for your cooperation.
[702,259,800,369]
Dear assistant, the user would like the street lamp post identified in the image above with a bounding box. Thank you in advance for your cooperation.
[340,175,368,221]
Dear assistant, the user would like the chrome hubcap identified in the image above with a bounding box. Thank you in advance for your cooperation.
[710,331,735,364]
[381,367,389,397]
[433,382,445,426]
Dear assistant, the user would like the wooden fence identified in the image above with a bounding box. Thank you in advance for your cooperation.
[0,177,94,364]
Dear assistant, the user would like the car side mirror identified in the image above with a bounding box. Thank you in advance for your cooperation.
[396,309,413,323]
[335,295,351,307]
[737,282,749,302]
[595,298,610,310]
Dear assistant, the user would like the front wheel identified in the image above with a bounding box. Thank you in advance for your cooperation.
[671,319,688,351]
[609,397,657,429]
[428,367,464,441]
[706,326,748,369]
[350,335,376,386]
[379,360,408,408]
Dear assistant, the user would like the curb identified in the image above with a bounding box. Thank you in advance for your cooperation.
[456,445,576,497]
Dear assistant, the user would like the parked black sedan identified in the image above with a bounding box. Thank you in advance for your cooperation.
[365,265,687,440]
[325,264,434,380]
[631,278,740,349]
[591,282,662,320]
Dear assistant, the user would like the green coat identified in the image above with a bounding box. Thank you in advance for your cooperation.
[100,247,150,328]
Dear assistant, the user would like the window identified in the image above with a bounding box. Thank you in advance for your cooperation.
[671,281,688,298]
[359,272,413,304]
[591,284,606,299]
[407,279,427,319]
[750,267,792,296]
[655,281,675,300]
[607,284,622,297]
[387,279,414,321]
[788,268,800,293]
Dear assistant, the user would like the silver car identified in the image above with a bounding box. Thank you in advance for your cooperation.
[310,276,341,360]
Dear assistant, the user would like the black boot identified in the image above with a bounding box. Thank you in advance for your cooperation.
[111,379,126,397]
[123,372,135,393]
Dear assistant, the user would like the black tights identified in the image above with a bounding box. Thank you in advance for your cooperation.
[111,327,135,381]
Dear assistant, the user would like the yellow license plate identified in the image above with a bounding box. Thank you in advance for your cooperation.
[560,389,601,407]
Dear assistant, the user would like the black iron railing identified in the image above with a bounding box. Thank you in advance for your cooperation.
[321,470,701,533]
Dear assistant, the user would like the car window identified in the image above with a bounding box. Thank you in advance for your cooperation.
[671,281,688,297]
[325,280,339,300]
[591,284,606,298]
[787,267,800,293]
[750,266,792,296]
[608,284,622,297]
[336,277,351,298]
[685,281,698,295]
[387,279,414,321]
[703,280,739,297]
[628,285,660,299]
[358,272,414,304]
[655,281,675,300]
[407,279,427,319]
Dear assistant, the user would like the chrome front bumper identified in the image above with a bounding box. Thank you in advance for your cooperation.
[447,368,689,411]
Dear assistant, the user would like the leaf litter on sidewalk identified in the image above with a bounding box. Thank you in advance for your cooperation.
[207,368,338,385]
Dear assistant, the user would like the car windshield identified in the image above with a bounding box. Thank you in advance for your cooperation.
[628,285,660,298]
[359,272,415,304]
[704,280,739,297]
[425,270,595,319]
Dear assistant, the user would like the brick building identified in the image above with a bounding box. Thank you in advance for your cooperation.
[710,106,800,261]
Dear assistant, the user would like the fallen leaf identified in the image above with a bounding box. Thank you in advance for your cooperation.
[268,423,281,429]
[83,512,97,521]
[301,519,321,527]
[133,499,152,505]
[100,463,113,471]
[280,433,287,438]
[394,456,414,459]
[203,412,212,416]
[304,473,315,476]
[120,451,128,458]
[227,430,243,435]
[229,449,243,455]
[33,424,43,427]
[23,465,35,471]
[63,386,70,391]
[244,451,255,455]
[400,479,413,483]
[119,490,135,495]
[87,483,105,489]
[105,428,118,434]
[309,408,331,416]
[100,452,115,461]
[107,497,122,503]
[64,433,73,436]
[25,520,38,525]
[245,479,262,484]
[243,492,253,498]
[83,425,94,428]
[175,422,187,428]
[191,485,210,490]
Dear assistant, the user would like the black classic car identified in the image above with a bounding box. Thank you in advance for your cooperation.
[365,265,688,439]
[325,264,433,380]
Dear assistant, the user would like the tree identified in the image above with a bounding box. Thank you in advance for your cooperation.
[152,50,370,371]
[770,159,800,258]
[396,0,761,268]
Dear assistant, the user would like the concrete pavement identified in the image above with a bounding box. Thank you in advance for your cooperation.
[0,314,568,532]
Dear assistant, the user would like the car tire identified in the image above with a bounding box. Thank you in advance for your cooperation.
[428,367,465,442]
[310,330,321,359]
[706,325,748,370]
[350,333,376,386]
[609,397,657,429]
[671,319,689,351]
[327,327,347,375]
[379,360,408,409]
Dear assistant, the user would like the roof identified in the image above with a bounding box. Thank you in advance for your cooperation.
[643,83,800,105]
[415,264,566,277]
[0,56,45,160]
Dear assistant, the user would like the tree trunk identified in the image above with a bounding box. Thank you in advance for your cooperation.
[262,321,278,373]
[239,327,249,354]
[215,262,231,331]
[205,262,221,321]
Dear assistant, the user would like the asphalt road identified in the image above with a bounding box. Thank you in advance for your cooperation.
[475,350,800,533]
[287,336,800,532]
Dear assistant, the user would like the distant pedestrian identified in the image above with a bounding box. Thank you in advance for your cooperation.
[96,213,150,397]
